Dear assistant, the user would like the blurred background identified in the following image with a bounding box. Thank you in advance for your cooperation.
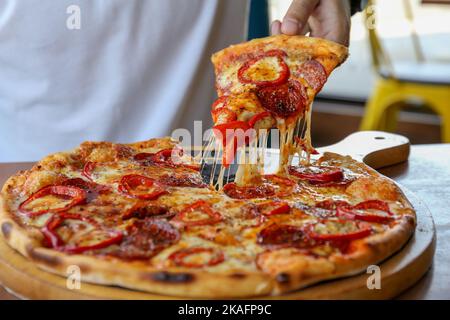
[251,0,450,146]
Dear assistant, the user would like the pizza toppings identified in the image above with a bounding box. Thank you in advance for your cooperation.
[263,174,297,197]
[118,174,167,200]
[248,111,274,130]
[112,218,180,260]
[256,79,306,118]
[257,201,291,216]
[337,200,393,224]
[41,213,123,253]
[19,185,86,217]
[306,219,372,241]
[235,203,266,228]
[61,177,110,202]
[172,200,222,227]
[238,50,289,87]
[169,247,225,268]
[288,165,344,185]
[257,224,313,249]
[122,203,173,220]
[212,120,252,167]
[223,182,275,199]
[296,59,327,91]
[158,173,207,188]
[212,108,237,125]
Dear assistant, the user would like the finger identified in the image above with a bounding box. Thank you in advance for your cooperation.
[271,20,282,35]
[281,0,319,35]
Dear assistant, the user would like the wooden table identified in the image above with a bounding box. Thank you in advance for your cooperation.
[0,144,449,300]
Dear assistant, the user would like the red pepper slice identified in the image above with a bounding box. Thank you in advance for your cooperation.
[19,185,86,217]
[212,120,252,168]
[82,161,97,182]
[288,165,344,184]
[211,95,229,112]
[118,174,167,200]
[172,200,222,227]
[306,219,372,241]
[41,213,123,253]
[296,59,327,91]
[238,50,289,87]
[222,182,275,199]
[256,79,307,118]
[337,200,393,224]
[258,201,291,216]
[248,111,273,129]
[168,247,225,268]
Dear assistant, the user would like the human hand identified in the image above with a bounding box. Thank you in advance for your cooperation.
[271,0,351,46]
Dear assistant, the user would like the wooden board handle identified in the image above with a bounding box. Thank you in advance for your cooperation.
[316,131,410,169]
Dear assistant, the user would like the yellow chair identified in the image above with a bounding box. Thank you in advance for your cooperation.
[360,0,450,142]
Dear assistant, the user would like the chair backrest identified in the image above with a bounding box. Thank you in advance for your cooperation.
[365,0,425,78]
[365,0,394,77]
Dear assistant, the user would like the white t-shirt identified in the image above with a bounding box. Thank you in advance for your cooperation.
[0,0,249,161]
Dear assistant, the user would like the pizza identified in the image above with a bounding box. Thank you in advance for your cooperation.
[0,35,416,299]
[210,35,349,182]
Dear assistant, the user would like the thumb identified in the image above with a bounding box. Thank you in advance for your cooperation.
[281,0,319,35]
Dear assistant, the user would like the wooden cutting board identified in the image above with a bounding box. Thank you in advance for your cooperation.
[0,131,436,299]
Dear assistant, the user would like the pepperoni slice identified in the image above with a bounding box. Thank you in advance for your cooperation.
[118,174,167,200]
[19,185,87,217]
[122,203,173,220]
[41,213,123,253]
[157,173,207,188]
[306,219,372,241]
[172,200,222,227]
[263,174,297,197]
[288,165,344,185]
[257,224,314,249]
[256,79,307,118]
[337,200,393,224]
[223,182,275,199]
[296,60,327,91]
[61,177,110,202]
[111,218,180,260]
[238,50,289,87]
[134,148,179,166]
[169,247,225,268]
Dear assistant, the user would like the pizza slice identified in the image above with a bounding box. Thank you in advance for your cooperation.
[210,35,348,184]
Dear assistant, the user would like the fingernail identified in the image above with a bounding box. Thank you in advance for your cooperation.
[271,20,281,35]
[281,18,301,35]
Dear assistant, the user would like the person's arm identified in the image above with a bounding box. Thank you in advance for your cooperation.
[271,0,366,46]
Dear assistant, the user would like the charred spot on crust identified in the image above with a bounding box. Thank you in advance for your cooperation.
[276,272,290,284]
[146,271,195,283]
[1,222,12,239]
[26,244,62,267]
[229,273,247,279]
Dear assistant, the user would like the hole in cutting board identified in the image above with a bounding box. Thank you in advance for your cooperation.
[374,136,386,140]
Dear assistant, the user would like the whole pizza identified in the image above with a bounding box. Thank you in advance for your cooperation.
[0,35,416,298]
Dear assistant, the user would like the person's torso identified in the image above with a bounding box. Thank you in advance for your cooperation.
[0,0,249,161]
